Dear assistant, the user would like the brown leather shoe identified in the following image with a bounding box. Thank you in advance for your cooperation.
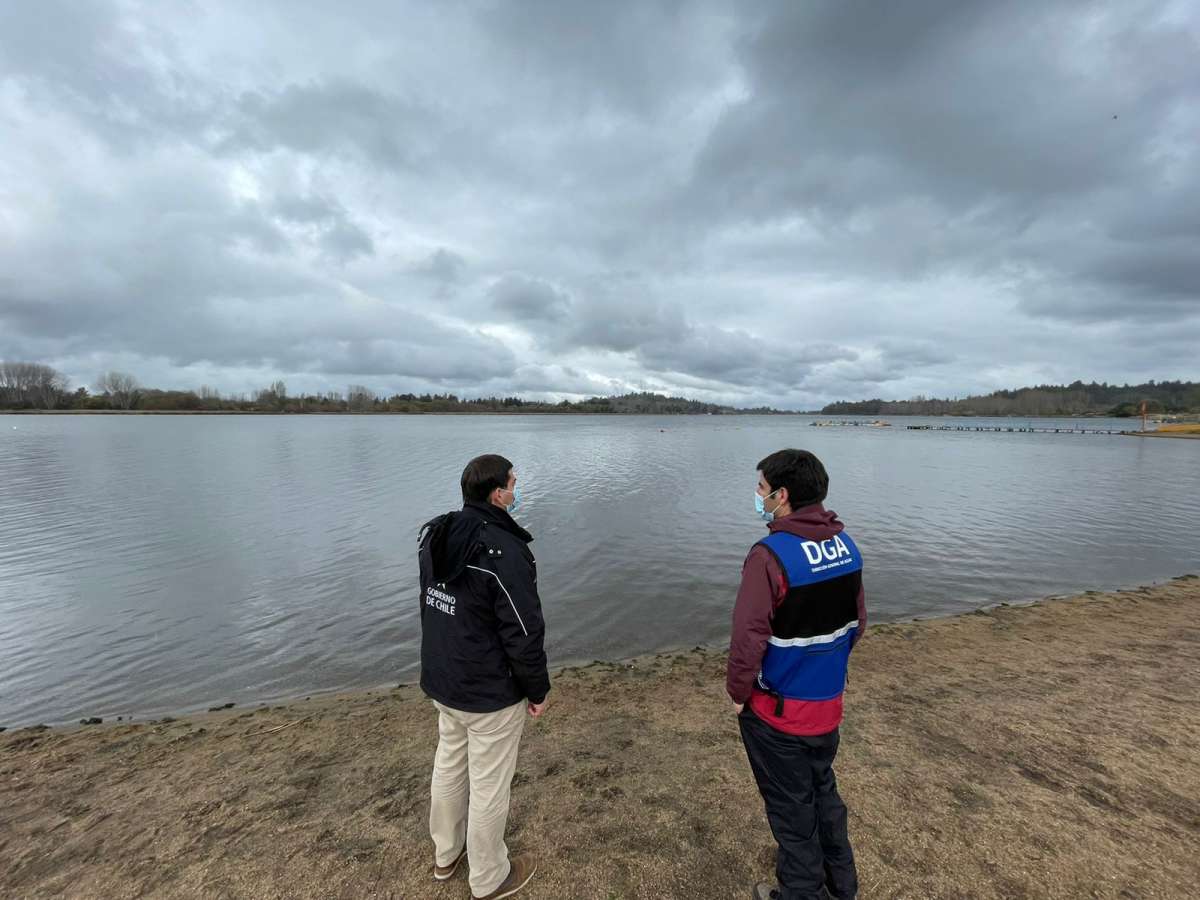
[472,852,537,900]
[433,846,467,881]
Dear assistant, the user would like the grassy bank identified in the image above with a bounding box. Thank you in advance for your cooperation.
[3,577,1198,899]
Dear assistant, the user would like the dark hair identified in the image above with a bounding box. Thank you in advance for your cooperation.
[757,449,829,508]
[461,454,513,504]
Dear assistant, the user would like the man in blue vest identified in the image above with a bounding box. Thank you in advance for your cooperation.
[727,449,867,900]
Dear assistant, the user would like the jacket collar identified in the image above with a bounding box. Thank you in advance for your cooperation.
[463,500,533,544]
[765,502,844,541]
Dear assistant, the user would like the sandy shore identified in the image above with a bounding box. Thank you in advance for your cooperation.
[1127,432,1200,439]
[3,577,1198,899]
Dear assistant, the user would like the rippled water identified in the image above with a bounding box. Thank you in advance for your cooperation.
[1,414,1197,726]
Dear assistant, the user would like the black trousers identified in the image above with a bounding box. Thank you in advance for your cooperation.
[739,710,858,900]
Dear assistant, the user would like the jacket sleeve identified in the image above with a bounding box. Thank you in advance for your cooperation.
[488,550,551,704]
[852,579,867,648]
[726,545,784,704]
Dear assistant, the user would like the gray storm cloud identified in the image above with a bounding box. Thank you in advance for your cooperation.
[1,0,1196,407]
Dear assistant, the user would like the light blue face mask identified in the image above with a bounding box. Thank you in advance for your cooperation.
[503,485,522,515]
[755,488,781,522]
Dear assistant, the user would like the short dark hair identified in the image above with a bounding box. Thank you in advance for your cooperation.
[757,449,829,508]
[461,454,513,504]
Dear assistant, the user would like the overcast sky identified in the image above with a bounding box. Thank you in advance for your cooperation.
[1,1,1197,408]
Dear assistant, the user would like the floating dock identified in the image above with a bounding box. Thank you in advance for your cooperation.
[904,424,1128,435]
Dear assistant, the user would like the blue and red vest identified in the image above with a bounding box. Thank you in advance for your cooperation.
[751,530,863,734]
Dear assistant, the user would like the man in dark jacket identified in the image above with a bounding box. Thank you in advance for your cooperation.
[419,454,549,900]
[729,449,866,900]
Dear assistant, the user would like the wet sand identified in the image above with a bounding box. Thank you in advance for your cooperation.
[3,576,1198,899]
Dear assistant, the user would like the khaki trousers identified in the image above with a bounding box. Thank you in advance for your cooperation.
[429,700,526,897]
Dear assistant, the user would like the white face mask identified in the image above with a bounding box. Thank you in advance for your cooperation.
[755,488,782,522]
[500,485,521,514]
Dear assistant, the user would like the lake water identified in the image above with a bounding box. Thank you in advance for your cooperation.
[1,414,1197,726]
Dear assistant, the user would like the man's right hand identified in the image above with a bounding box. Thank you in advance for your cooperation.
[528,699,549,718]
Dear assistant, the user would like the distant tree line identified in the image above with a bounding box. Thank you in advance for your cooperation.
[10,362,1193,418]
[820,380,1200,417]
[0,363,781,415]
[0,362,71,409]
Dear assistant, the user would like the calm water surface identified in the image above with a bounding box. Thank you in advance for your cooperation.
[1,414,1197,725]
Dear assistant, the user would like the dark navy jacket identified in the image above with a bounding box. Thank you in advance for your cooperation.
[418,502,550,712]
